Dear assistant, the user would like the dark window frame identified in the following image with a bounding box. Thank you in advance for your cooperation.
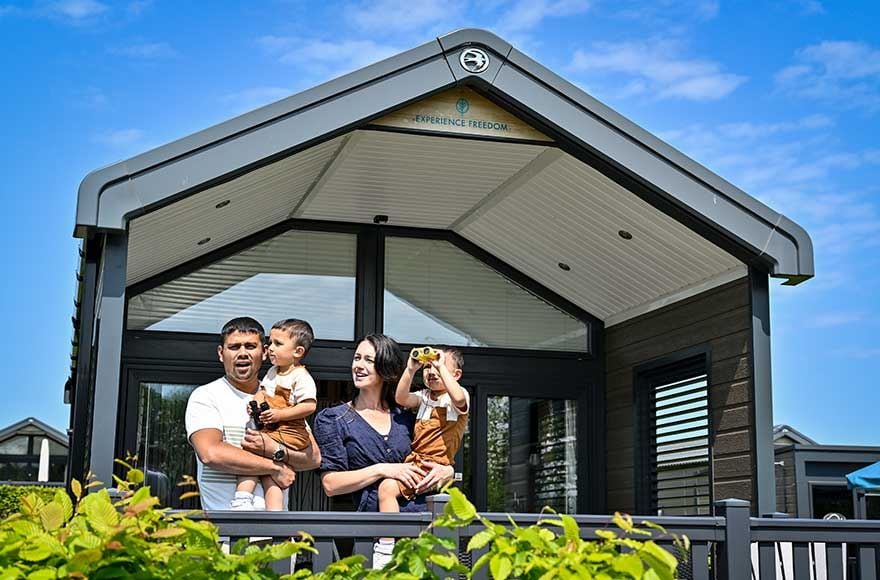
[634,346,713,515]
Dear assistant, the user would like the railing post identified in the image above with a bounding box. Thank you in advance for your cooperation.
[426,494,459,574]
[716,499,751,580]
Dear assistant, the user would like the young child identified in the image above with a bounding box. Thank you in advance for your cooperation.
[373,346,468,565]
[231,318,317,510]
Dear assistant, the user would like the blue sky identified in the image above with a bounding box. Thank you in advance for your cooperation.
[1,0,878,445]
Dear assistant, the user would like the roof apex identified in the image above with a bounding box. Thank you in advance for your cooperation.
[74,28,814,284]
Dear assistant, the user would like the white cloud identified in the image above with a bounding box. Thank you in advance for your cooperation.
[49,0,108,20]
[257,36,401,79]
[109,42,175,59]
[612,0,719,24]
[127,0,152,15]
[497,0,590,34]
[834,347,880,359]
[795,0,825,14]
[346,0,456,33]
[569,40,746,101]
[775,40,880,112]
[808,312,865,328]
[658,119,880,261]
[93,128,144,146]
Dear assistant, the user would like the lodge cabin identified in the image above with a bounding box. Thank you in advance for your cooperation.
[66,29,814,519]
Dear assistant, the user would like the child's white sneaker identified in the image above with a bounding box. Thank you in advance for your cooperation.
[372,539,395,569]
[229,491,254,510]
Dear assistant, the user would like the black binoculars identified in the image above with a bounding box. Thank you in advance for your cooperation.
[248,400,275,430]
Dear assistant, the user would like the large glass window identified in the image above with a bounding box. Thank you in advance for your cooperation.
[136,382,199,509]
[486,396,578,513]
[384,237,587,351]
[127,230,357,339]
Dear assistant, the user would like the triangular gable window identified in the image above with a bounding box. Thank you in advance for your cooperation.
[127,230,357,339]
[384,237,587,352]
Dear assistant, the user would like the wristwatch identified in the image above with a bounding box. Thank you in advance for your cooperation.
[272,443,286,463]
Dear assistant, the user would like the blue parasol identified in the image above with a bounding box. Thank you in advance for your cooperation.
[846,460,880,491]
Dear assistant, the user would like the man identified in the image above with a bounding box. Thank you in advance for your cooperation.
[185,317,321,510]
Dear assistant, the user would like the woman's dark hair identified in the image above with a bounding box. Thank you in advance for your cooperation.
[354,333,404,410]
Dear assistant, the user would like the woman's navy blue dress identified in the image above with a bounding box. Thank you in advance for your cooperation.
[313,403,427,512]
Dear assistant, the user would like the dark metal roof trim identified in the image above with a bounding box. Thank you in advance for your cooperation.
[74,28,814,283]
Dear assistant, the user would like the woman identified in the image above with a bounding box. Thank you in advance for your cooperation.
[313,334,454,512]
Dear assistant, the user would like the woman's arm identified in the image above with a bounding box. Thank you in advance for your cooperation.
[320,462,426,496]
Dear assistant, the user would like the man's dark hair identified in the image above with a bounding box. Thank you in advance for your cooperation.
[437,346,464,371]
[219,317,265,345]
[272,318,315,354]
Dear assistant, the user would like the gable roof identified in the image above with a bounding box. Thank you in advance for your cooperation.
[0,417,68,448]
[75,28,813,285]
[773,424,817,445]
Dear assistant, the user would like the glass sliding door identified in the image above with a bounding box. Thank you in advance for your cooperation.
[485,395,578,513]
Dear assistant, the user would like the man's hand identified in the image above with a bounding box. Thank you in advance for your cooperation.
[271,463,296,489]
[414,461,454,494]
[242,429,271,456]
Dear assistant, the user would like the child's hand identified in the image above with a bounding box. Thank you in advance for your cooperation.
[430,349,445,370]
[260,408,281,424]
[407,354,424,373]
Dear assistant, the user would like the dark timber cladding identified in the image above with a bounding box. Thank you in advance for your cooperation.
[606,277,755,514]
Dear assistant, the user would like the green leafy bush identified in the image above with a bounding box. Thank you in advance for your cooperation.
[0,464,314,579]
[0,464,683,579]
[0,485,58,520]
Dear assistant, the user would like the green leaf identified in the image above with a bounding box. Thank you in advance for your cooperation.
[151,527,186,539]
[428,552,459,569]
[612,553,644,579]
[467,528,496,551]
[490,554,512,580]
[446,488,477,522]
[70,479,82,501]
[561,515,579,543]
[126,469,145,485]
[39,502,64,531]
[19,535,56,562]
[25,571,56,580]
[53,489,73,522]
[638,542,677,580]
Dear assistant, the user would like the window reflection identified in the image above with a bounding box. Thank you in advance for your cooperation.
[127,230,357,339]
[384,237,587,352]
[486,396,577,513]
[136,382,199,509]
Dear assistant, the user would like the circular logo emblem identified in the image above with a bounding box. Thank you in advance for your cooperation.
[823,512,846,520]
[456,98,470,114]
[459,48,489,73]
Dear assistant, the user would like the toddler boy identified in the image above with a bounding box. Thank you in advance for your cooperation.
[232,318,317,510]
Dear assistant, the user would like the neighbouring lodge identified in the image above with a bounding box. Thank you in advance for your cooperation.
[66,29,814,517]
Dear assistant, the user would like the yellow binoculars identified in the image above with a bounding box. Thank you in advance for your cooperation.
[410,346,440,365]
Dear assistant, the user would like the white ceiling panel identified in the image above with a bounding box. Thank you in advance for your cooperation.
[457,154,742,321]
[297,130,547,228]
[127,129,744,324]
[127,136,344,284]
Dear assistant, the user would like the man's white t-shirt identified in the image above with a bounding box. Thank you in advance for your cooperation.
[185,377,286,511]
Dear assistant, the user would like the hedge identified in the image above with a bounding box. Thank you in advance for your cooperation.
[0,484,59,519]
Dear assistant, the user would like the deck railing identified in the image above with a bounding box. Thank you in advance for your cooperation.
[197,497,880,579]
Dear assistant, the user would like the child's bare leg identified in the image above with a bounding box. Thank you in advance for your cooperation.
[261,474,286,511]
[236,476,258,494]
[378,478,402,513]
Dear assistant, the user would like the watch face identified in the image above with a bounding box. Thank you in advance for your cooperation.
[273,448,285,461]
